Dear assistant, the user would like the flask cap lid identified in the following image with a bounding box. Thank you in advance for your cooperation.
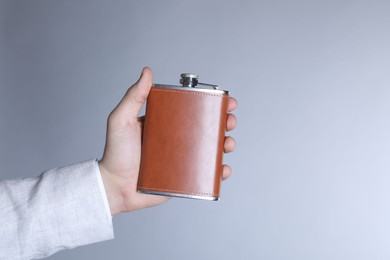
[180,73,198,87]
[180,73,219,89]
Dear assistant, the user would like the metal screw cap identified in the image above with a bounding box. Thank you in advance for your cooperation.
[180,73,199,87]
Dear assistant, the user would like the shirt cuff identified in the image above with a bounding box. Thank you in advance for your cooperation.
[0,159,115,260]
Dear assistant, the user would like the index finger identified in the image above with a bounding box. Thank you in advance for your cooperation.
[228,97,238,112]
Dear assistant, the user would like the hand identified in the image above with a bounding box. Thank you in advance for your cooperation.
[99,67,238,215]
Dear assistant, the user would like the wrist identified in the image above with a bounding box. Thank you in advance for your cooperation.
[98,161,127,216]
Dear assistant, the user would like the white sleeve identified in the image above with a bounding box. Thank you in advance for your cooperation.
[0,160,114,260]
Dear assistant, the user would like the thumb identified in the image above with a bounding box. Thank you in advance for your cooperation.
[114,67,153,119]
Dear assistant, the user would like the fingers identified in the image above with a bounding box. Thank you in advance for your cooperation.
[225,98,237,151]
[226,113,237,131]
[223,98,237,181]
[224,136,235,153]
[221,164,232,180]
[113,67,153,121]
[228,97,238,112]
[227,97,237,132]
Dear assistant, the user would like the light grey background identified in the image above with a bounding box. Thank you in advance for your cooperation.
[1,0,390,259]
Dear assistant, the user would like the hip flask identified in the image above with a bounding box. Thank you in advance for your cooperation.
[137,73,229,201]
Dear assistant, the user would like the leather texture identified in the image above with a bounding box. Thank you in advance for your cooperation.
[137,86,229,200]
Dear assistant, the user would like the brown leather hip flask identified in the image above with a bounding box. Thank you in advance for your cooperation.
[137,73,229,201]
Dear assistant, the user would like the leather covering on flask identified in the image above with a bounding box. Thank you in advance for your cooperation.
[137,86,229,200]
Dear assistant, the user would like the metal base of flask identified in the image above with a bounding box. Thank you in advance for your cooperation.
[138,189,219,201]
